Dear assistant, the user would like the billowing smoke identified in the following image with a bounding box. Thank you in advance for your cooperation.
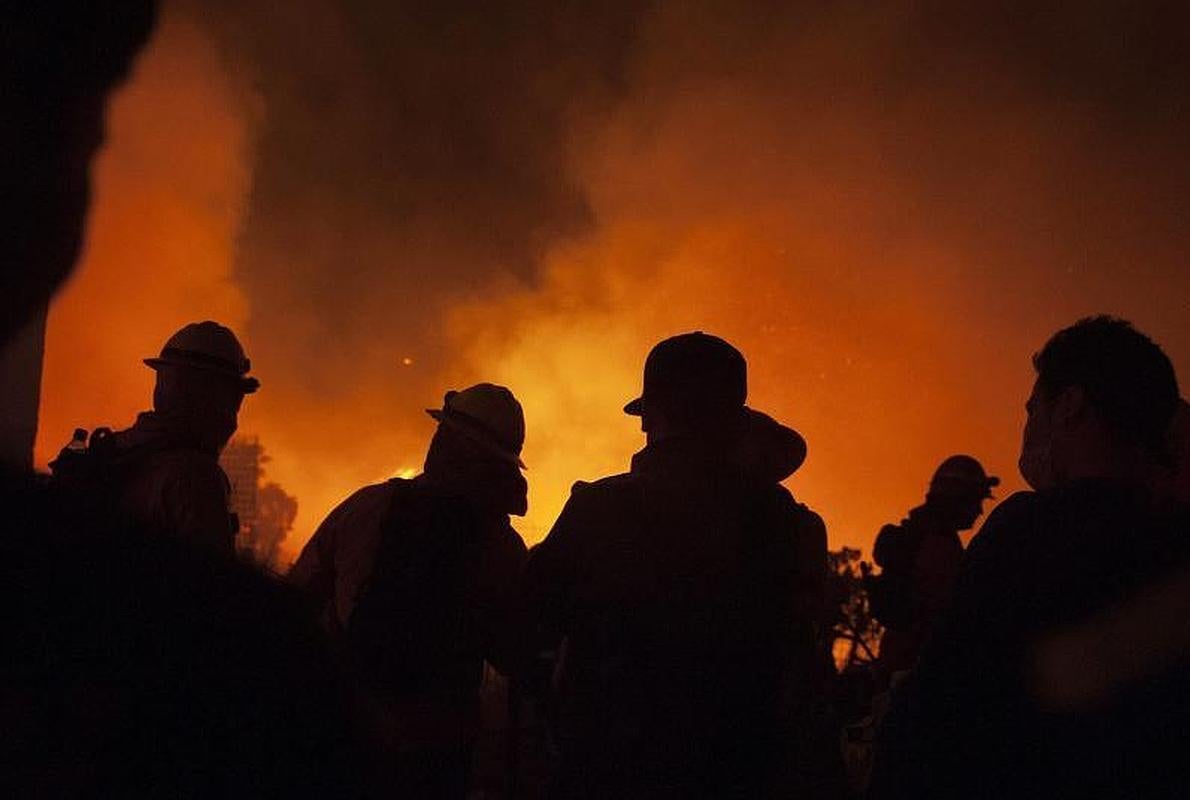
[36,7,252,462]
[39,0,1189,560]
[447,1,1190,542]
[183,0,646,548]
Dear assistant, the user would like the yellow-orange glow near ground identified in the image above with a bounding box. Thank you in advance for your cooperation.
[36,6,1190,568]
[36,8,252,469]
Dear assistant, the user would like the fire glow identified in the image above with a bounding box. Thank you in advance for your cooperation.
[36,3,1190,566]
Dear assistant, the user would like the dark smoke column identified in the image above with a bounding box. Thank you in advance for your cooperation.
[189,0,642,463]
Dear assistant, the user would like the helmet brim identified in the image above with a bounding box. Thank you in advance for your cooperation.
[144,357,260,394]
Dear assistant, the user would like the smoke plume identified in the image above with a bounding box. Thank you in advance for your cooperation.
[39,1,1190,560]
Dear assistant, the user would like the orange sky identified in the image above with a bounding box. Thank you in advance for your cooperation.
[36,3,1190,565]
[37,10,250,458]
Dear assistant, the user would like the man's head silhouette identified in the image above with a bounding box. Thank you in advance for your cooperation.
[423,383,528,516]
[926,455,999,530]
[425,383,526,469]
[625,331,747,442]
[1020,316,1178,491]
[145,321,258,452]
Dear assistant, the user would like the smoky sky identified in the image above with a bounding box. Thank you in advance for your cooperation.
[189,0,1188,379]
[134,0,1190,550]
[186,1,642,393]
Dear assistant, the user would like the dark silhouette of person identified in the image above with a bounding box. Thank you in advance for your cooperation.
[1153,398,1190,514]
[869,316,1187,800]
[52,322,260,557]
[5,497,374,796]
[1029,397,1190,729]
[2,5,158,470]
[4,9,373,795]
[867,455,999,678]
[525,332,834,798]
[732,407,831,632]
[1,5,156,347]
[290,383,531,797]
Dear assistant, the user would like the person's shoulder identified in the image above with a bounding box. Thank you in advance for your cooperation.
[774,484,811,512]
[771,486,823,529]
[544,473,638,532]
[780,493,828,558]
[334,479,401,516]
[308,481,403,552]
[982,490,1043,527]
[966,490,1042,555]
[576,470,636,491]
[566,471,637,502]
[794,501,827,541]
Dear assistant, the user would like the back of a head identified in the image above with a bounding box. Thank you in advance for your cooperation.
[627,332,748,440]
[423,384,528,516]
[423,425,528,517]
[1034,316,1179,458]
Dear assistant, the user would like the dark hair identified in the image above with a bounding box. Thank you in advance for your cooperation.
[1033,316,1179,455]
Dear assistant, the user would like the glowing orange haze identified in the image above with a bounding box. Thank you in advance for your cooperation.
[36,8,1189,566]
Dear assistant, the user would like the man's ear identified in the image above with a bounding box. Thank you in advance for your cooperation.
[1053,385,1089,430]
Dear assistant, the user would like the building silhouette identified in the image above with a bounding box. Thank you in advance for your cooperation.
[221,436,263,536]
[220,437,297,569]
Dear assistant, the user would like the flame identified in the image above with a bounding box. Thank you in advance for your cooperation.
[36,7,251,465]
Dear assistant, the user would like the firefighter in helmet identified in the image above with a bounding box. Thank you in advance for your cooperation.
[106,321,258,555]
[868,455,999,678]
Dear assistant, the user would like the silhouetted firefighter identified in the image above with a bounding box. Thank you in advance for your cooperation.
[290,383,532,797]
[4,6,372,796]
[870,316,1190,800]
[865,454,998,679]
[525,332,843,798]
[50,321,259,558]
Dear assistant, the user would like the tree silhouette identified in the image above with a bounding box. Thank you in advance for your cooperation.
[221,437,298,570]
[247,482,297,570]
[827,547,882,672]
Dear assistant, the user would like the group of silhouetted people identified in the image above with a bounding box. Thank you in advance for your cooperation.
[4,5,1190,798]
